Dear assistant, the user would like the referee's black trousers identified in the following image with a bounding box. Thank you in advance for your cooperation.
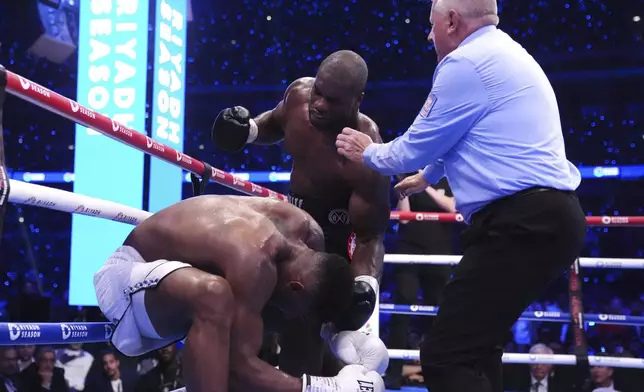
[420,188,587,392]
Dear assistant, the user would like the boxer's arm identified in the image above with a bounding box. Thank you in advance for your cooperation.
[251,104,286,145]
[277,317,333,377]
[328,125,390,331]
[228,264,303,392]
[252,77,312,145]
[348,124,390,279]
[349,174,389,278]
[229,305,303,392]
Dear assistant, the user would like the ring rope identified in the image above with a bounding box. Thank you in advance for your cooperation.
[2,321,642,369]
[8,179,151,224]
[0,322,113,345]
[385,254,644,269]
[4,69,644,225]
[379,304,644,326]
[387,350,644,369]
[3,69,287,202]
[8,181,642,272]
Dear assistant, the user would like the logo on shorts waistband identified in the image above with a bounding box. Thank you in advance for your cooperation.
[328,209,350,225]
[347,232,356,260]
[288,195,303,208]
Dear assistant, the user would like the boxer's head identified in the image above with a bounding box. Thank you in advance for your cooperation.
[428,0,499,62]
[310,50,368,132]
[276,250,353,322]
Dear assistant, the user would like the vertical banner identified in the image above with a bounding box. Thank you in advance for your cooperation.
[70,0,150,306]
[148,0,187,213]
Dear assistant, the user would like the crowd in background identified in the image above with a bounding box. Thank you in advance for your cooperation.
[0,343,184,392]
[0,0,643,391]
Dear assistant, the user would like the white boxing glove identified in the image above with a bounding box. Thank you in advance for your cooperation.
[322,325,389,375]
[302,364,384,392]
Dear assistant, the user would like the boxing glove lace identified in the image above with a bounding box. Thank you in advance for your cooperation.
[301,364,384,392]
[332,276,379,331]
[211,106,258,152]
[321,328,389,375]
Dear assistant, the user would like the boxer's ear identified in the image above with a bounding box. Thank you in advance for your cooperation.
[287,281,304,291]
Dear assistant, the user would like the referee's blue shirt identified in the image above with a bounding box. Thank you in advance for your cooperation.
[363,25,581,223]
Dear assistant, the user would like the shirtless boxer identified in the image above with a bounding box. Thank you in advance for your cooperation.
[94,195,388,392]
[211,50,390,376]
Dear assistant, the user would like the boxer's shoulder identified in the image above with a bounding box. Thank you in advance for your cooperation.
[284,77,314,102]
[257,197,325,250]
[357,113,382,143]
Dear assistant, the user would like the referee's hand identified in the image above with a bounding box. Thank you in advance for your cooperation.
[336,127,374,163]
[394,172,429,200]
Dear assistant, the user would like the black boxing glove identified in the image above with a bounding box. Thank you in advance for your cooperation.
[211,106,258,152]
[332,276,379,332]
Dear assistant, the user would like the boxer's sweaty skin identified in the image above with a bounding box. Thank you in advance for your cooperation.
[123,195,325,392]
[254,77,390,278]
[251,77,391,376]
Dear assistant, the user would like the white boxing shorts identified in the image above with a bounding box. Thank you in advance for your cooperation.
[93,245,191,357]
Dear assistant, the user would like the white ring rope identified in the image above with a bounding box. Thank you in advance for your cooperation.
[385,254,644,269]
[388,350,644,369]
[7,180,644,271]
[8,179,151,225]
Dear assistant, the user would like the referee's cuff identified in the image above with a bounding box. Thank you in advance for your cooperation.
[422,164,444,184]
[363,143,379,170]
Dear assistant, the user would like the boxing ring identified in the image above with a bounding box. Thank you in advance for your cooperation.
[2,67,644,378]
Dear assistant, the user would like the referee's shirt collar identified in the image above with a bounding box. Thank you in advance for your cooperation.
[459,24,497,48]
[437,25,497,68]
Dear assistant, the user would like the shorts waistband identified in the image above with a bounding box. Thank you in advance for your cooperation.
[288,191,350,209]
[288,191,352,226]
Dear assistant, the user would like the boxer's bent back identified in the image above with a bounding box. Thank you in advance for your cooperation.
[93,195,358,392]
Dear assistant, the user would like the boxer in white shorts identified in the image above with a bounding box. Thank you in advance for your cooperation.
[94,195,388,392]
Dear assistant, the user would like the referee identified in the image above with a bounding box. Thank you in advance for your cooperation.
[335,0,587,391]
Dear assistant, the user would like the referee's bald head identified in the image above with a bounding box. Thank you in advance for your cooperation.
[428,0,500,62]
[432,0,499,22]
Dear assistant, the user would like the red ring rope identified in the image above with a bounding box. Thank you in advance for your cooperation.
[5,70,644,226]
[4,70,287,202]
